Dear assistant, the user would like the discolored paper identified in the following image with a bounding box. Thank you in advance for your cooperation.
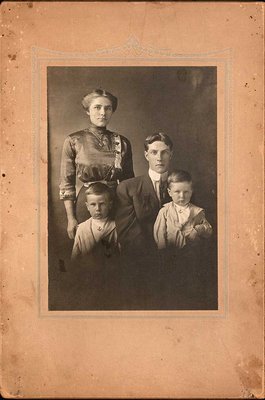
[1,1,264,398]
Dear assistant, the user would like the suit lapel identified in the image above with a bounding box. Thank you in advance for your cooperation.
[142,174,160,208]
[142,174,171,207]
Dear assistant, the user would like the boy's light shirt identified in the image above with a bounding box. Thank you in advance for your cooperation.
[173,202,191,225]
[91,217,112,242]
[92,217,108,230]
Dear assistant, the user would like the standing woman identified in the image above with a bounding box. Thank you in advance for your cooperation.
[59,89,134,239]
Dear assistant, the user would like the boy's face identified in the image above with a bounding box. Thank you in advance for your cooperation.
[168,181,193,206]
[85,193,112,220]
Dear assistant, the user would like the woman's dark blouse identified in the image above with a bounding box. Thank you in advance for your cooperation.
[59,125,134,201]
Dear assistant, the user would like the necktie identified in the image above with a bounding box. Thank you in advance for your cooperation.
[156,178,166,206]
[159,178,165,206]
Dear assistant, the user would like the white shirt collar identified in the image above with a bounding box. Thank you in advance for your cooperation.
[174,202,190,212]
[148,169,168,182]
[92,217,108,228]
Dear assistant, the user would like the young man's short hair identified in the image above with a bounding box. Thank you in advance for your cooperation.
[144,132,173,151]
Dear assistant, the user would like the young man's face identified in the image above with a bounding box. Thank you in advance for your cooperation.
[86,193,112,219]
[144,141,172,174]
[168,181,193,206]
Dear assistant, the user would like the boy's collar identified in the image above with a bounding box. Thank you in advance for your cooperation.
[173,202,190,211]
[92,217,109,226]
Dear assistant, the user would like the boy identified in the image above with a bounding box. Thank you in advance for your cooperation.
[153,170,213,308]
[154,170,212,249]
[70,182,120,309]
[71,182,118,260]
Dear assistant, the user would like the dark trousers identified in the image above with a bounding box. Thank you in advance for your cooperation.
[158,242,213,309]
[120,246,161,310]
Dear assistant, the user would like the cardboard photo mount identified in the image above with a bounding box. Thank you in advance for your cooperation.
[1,2,264,398]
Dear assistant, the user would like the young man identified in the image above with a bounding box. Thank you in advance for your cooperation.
[115,132,173,256]
[115,132,173,309]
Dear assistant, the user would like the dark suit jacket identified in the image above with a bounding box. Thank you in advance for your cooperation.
[115,174,170,254]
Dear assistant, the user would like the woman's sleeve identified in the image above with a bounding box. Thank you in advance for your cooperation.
[59,136,77,201]
[153,208,167,250]
[121,137,134,180]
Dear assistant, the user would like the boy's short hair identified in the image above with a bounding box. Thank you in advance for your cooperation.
[168,170,192,187]
[144,132,173,151]
[85,182,113,201]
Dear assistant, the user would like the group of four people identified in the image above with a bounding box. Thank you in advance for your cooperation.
[59,89,212,309]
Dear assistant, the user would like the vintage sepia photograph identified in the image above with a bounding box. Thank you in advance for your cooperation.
[48,66,218,311]
[2,2,263,398]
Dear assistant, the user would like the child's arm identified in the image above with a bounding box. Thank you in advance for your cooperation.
[193,210,213,238]
[153,208,167,250]
[184,210,212,243]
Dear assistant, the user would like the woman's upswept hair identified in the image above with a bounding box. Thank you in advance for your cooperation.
[82,89,118,112]
[167,170,192,187]
[144,132,173,151]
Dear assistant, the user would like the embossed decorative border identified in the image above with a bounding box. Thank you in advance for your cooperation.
[32,36,232,319]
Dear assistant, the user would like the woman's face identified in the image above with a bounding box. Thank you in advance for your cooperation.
[87,96,113,128]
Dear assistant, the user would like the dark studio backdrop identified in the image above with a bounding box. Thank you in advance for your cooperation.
[47,66,217,310]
